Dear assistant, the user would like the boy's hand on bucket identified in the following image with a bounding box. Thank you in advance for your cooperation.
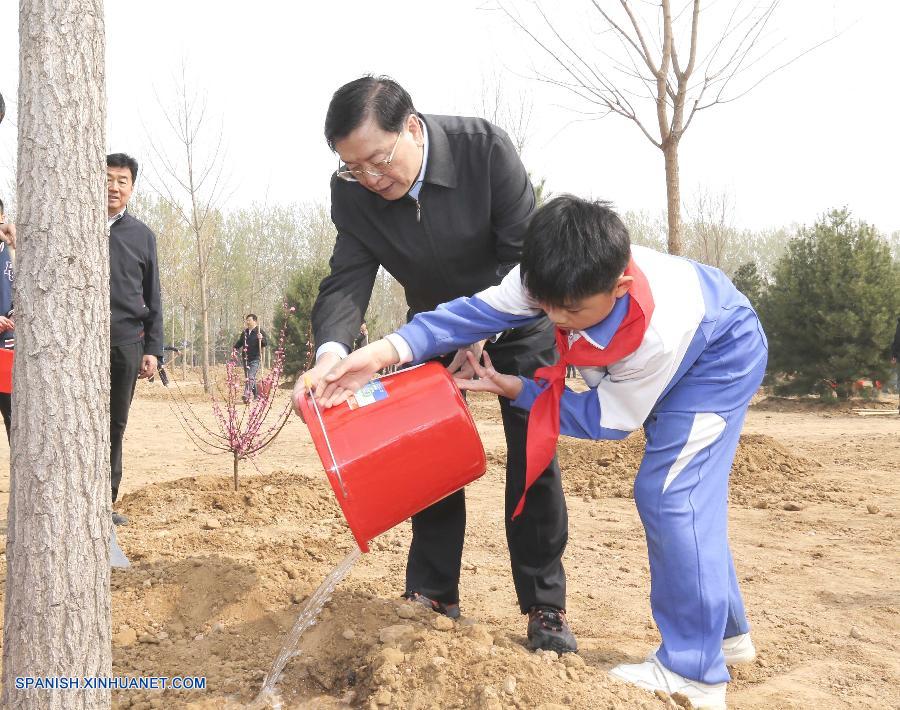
[454,351,524,400]
[317,339,400,408]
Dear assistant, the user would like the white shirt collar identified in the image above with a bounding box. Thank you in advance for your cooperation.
[407,119,429,201]
[108,209,126,228]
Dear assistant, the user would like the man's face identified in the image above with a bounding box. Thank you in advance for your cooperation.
[334,114,424,202]
[107,166,134,217]
[245,317,256,330]
[540,276,633,332]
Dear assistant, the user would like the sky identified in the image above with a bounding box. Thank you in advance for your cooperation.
[0,0,898,234]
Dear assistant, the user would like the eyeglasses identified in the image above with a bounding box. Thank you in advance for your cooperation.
[336,130,403,183]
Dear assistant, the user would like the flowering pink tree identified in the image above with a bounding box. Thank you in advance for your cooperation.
[166,306,296,490]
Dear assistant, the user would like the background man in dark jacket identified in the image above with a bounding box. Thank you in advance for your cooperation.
[293,76,575,653]
[235,313,268,402]
[107,152,163,525]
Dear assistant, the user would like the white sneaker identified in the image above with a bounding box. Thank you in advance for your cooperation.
[609,653,727,709]
[722,633,756,665]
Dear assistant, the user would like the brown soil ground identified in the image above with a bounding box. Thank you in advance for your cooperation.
[0,374,898,709]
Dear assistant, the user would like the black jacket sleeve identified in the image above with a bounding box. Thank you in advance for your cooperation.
[311,194,381,352]
[234,332,244,351]
[142,231,163,357]
[489,129,535,275]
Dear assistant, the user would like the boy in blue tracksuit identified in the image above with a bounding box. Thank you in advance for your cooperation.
[315,195,767,709]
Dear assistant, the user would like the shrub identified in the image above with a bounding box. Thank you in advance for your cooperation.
[274,263,330,378]
[759,208,900,398]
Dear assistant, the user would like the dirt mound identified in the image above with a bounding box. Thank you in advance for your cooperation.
[505,432,823,509]
[118,471,345,559]
[107,470,666,710]
[304,603,656,710]
[2,389,898,709]
[727,434,826,506]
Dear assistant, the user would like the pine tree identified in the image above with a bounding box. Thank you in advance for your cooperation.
[731,261,764,311]
[274,263,330,377]
[760,209,900,398]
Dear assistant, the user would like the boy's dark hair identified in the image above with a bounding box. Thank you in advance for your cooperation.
[245,313,258,322]
[324,76,416,151]
[106,153,139,183]
[520,195,631,307]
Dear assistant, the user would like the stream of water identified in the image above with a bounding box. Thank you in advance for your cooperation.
[247,546,362,709]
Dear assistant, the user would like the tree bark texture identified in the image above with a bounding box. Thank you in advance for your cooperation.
[199,268,211,393]
[3,1,111,708]
[182,305,188,379]
[663,139,682,256]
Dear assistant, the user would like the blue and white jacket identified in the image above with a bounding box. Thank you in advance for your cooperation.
[386,245,768,441]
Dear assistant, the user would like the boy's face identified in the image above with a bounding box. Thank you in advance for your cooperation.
[540,275,633,332]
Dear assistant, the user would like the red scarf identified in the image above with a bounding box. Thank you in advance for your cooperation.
[513,258,655,519]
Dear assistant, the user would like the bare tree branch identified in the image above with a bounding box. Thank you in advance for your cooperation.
[492,0,837,254]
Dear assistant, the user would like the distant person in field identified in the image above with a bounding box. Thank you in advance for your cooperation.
[891,316,900,405]
[353,321,369,351]
[234,313,267,402]
[322,195,768,710]
[0,197,15,442]
[107,152,163,526]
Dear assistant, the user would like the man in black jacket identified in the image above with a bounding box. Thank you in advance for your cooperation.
[293,77,575,653]
[234,313,268,402]
[107,153,163,525]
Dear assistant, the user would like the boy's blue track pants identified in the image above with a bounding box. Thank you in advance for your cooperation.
[633,354,766,684]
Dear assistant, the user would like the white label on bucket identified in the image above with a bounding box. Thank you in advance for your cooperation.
[348,380,388,409]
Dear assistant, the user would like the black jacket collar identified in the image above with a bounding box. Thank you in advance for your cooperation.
[375,113,456,210]
[420,114,457,189]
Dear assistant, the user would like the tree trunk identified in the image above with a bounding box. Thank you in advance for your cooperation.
[182,304,188,380]
[663,138,682,255]
[233,452,240,491]
[199,269,211,393]
[3,1,111,708]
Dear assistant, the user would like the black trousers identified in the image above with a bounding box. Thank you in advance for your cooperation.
[405,319,569,613]
[110,342,143,502]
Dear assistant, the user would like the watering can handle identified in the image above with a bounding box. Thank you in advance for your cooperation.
[305,377,349,498]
